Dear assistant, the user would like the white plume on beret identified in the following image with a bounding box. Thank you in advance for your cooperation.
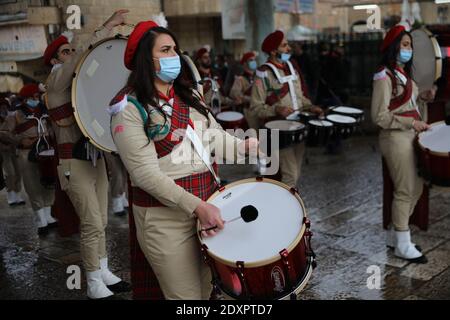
[151,12,168,28]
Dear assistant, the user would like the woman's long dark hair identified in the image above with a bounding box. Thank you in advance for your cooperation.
[127,26,210,134]
[380,30,414,95]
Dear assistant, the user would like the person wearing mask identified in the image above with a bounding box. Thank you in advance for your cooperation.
[371,23,436,263]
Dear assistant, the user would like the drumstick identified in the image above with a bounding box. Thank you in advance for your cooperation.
[200,205,258,232]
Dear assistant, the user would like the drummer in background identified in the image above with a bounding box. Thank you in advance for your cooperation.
[11,84,55,235]
[195,47,230,114]
[110,21,258,299]
[371,23,436,264]
[249,30,324,187]
[229,52,258,129]
[44,10,130,299]
[104,153,128,216]
[0,97,25,206]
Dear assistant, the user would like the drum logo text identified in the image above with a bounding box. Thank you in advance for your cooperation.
[271,266,286,292]
[222,192,232,200]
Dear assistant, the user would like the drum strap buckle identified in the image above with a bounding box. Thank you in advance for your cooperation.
[236,261,251,300]
[279,249,295,293]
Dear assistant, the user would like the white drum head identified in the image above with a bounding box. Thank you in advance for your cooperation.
[308,119,332,127]
[333,106,363,114]
[326,114,356,124]
[265,120,305,131]
[202,180,304,264]
[216,111,244,122]
[72,37,130,153]
[419,122,450,153]
[411,28,443,92]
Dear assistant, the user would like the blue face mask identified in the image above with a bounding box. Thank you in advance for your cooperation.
[248,60,257,71]
[155,55,181,83]
[397,49,413,64]
[277,52,291,63]
[27,99,39,108]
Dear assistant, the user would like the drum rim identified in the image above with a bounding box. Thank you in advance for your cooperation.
[332,106,364,115]
[198,177,308,268]
[264,120,306,131]
[412,28,443,88]
[326,114,357,124]
[308,119,333,127]
[216,111,244,121]
[417,121,450,157]
[71,35,128,153]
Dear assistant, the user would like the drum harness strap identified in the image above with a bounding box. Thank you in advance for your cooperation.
[387,68,422,120]
[263,61,299,112]
[127,95,221,186]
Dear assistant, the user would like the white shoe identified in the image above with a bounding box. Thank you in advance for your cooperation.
[122,193,129,208]
[100,257,122,286]
[35,209,48,228]
[13,192,25,204]
[394,230,427,263]
[43,206,57,224]
[112,196,125,215]
[86,269,114,299]
[387,227,420,251]
[7,192,16,205]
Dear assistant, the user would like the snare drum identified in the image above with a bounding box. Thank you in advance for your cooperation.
[216,111,247,130]
[264,120,307,150]
[306,119,333,147]
[326,114,357,139]
[198,178,315,300]
[330,106,364,124]
[416,121,450,186]
[298,111,318,124]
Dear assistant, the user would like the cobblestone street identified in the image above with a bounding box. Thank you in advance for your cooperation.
[1,134,449,300]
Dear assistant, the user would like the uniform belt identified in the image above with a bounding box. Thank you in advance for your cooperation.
[57,143,74,159]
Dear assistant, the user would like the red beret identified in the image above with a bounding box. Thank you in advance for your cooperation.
[19,84,40,99]
[44,35,69,66]
[262,30,284,54]
[240,52,256,65]
[124,20,159,70]
[195,48,209,61]
[381,25,406,53]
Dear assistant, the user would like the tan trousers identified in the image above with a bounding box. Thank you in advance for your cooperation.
[18,149,54,211]
[104,153,127,197]
[279,142,306,187]
[379,130,423,231]
[132,204,212,300]
[56,158,108,272]
[2,152,22,192]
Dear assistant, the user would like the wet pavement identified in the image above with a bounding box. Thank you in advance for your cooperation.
[1,134,449,300]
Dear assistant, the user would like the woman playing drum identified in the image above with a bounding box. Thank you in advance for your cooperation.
[110,21,258,299]
[371,23,436,263]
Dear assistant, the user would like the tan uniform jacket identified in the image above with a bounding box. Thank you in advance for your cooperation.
[111,96,243,217]
[371,68,428,130]
[229,75,252,105]
[0,115,17,152]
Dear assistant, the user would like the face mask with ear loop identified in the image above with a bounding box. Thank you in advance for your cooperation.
[277,52,292,62]
[154,55,181,83]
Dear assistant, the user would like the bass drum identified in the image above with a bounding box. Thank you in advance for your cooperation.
[72,36,130,153]
[411,28,442,93]
[198,178,315,300]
